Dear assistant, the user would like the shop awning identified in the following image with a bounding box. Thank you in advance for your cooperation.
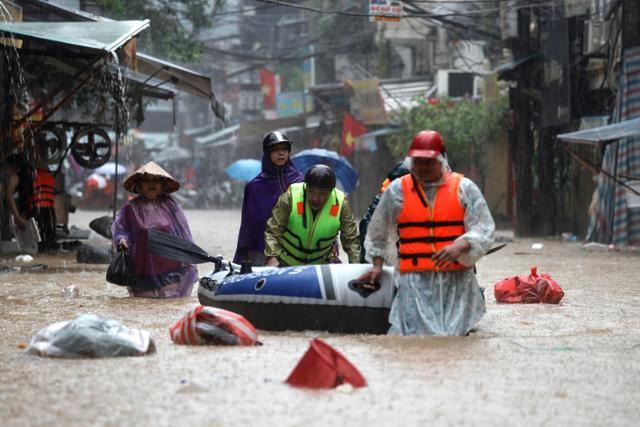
[195,124,240,145]
[556,118,640,144]
[41,55,175,100]
[120,67,176,100]
[0,20,149,53]
[136,54,209,100]
[15,0,225,120]
[136,53,226,120]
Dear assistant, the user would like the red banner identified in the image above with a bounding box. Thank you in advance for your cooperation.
[341,112,367,157]
[260,68,277,110]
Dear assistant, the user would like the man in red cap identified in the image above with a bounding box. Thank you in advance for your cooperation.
[359,130,495,336]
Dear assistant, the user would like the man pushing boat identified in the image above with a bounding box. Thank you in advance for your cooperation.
[359,130,495,336]
[264,165,361,266]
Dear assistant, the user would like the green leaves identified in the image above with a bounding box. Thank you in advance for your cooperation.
[101,0,213,62]
[389,96,508,181]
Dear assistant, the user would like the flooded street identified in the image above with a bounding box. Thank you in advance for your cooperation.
[1,209,639,426]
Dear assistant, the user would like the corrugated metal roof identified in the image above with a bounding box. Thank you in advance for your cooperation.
[380,80,434,112]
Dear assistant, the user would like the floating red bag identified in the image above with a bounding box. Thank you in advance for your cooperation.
[494,267,564,304]
[170,306,258,346]
[286,338,367,388]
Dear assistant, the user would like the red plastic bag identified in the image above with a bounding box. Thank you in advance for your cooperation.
[169,306,258,346]
[494,267,564,304]
[286,338,367,388]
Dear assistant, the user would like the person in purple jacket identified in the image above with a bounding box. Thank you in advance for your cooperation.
[112,161,198,298]
[233,132,304,266]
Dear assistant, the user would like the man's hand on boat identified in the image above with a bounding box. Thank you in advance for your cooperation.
[358,257,384,286]
[266,257,280,267]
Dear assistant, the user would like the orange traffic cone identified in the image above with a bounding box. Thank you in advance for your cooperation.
[285,338,367,388]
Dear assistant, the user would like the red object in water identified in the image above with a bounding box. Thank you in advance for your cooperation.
[169,305,258,346]
[494,267,564,304]
[286,338,367,388]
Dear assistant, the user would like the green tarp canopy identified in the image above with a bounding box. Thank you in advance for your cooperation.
[0,20,149,53]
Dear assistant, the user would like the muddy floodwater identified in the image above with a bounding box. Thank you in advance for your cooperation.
[1,209,639,426]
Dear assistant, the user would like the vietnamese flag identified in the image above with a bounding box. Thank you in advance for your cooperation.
[260,68,277,110]
[341,111,367,156]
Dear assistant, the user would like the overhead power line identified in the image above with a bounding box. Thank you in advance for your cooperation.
[253,0,533,19]
[207,4,276,17]
[253,0,570,19]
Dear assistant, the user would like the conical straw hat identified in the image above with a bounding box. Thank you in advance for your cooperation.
[123,161,180,194]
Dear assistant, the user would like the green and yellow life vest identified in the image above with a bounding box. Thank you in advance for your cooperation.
[279,183,344,266]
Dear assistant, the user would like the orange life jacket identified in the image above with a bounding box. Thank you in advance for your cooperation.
[26,169,55,213]
[397,172,467,273]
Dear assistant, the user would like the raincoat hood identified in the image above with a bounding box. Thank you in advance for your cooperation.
[232,152,304,263]
[257,151,302,185]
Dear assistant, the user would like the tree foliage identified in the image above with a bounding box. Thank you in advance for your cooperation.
[99,0,216,62]
[389,96,508,186]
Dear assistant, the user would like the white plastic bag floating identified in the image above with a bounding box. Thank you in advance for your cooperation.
[27,314,155,358]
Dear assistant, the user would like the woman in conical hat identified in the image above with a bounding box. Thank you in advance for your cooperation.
[112,161,198,298]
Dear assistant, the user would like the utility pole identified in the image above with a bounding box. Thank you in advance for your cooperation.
[0,54,11,241]
[511,7,534,236]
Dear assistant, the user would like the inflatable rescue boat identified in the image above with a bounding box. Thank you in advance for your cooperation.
[198,263,396,334]
[144,229,395,334]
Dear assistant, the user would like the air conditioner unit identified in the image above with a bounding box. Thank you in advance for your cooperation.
[436,70,476,98]
[583,20,607,55]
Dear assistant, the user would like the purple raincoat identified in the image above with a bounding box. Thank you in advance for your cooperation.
[233,153,303,264]
[112,195,198,298]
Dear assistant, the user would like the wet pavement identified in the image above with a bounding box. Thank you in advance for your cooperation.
[1,209,639,426]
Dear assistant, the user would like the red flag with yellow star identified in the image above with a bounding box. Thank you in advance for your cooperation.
[341,111,367,156]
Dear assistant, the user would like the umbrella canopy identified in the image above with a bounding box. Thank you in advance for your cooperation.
[291,149,359,193]
[153,145,192,164]
[224,159,262,182]
[93,162,127,176]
